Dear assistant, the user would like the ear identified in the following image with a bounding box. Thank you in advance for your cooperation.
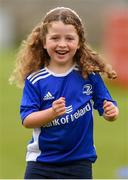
[77,44,80,49]
[42,39,47,49]
[77,41,80,49]
[43,44,47,49]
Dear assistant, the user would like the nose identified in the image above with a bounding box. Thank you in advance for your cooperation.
[58,39,67,47]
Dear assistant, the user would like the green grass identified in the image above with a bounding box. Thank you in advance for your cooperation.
[0,49,128,179]
[93,84,128,178]
[0,49,32,179]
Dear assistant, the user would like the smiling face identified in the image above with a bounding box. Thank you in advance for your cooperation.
[43,21,80,67]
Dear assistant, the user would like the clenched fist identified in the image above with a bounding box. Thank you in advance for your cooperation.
[103,100,119,121]
[52,97,66,117]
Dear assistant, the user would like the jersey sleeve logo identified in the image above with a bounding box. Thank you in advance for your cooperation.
[83,84,93,95]
[43,92,55,100]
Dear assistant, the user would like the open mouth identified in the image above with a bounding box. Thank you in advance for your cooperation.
[55,50,69,55]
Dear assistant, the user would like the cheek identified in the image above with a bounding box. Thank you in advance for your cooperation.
[70,43,79,50]
[44,40,56,50]
[70,39,79,48]
[45,46,55,56]
[43,43,51,50]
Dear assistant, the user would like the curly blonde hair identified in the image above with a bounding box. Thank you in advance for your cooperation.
[9,7,117,87]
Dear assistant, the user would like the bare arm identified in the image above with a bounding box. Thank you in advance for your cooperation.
[103,100,119,121]
[23,97,66,128]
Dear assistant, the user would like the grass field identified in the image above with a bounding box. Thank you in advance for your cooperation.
[0,49,128,179]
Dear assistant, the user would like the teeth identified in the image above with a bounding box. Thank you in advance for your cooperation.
[56,51,68,55]
[58,52,66,55]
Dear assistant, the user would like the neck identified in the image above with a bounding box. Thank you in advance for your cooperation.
[47,62,74,74]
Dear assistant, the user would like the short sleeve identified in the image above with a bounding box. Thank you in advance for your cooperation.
[89,73,117,116]
[20,78,41,122]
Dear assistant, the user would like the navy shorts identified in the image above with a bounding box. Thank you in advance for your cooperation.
[24,160,92,179]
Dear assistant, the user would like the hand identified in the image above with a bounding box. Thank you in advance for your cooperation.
[52,97,66,117]
[103,100,119,121]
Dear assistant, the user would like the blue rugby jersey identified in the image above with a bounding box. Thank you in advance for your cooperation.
[20,65,117,163]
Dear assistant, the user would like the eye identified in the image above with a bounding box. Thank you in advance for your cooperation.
[66,36,75,41]
[50,36,59,40]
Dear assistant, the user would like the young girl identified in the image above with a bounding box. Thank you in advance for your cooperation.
[10,7,119,179]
